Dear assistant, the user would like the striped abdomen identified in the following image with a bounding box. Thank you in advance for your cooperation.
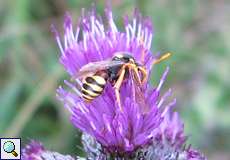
[81,72,107,101]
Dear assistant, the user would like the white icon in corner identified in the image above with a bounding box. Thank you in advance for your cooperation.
[1,138,21,159]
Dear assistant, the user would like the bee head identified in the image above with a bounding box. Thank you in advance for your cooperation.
[112,53,136,64]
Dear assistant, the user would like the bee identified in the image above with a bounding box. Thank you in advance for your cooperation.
[72,52,171,111]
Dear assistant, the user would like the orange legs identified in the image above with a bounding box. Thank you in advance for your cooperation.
[137,66,148,84]
[113,65,126,111]
[113,63,148,111]
[113,53,171,112]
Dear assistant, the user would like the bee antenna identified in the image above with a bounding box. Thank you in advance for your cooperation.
[153,52,171,65]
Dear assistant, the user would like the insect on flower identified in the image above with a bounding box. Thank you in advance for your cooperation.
[71,51,171,110]
[51,6,207,159]
[52,8,172,110]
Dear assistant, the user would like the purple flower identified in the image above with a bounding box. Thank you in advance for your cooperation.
[22,140,44,160]
[57,67,170,155]
[53,6,165,155]
[142,110,206,160]
[80,107,206,160]
[52,8,154,77]
[53,6,206,159]
[155,110,187,149]
[22,140,75,160]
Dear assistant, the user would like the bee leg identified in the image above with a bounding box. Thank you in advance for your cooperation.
[132,66,142,85]
[137,66,148,84]
[126,63,146,85]
[113,66,126,112]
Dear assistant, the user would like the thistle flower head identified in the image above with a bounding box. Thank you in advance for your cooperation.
[156,110,187,149]
[52,7,155,78]
[53,6,206,160]
[53,6,166,155]
[80,109,206,160]
[58,67,172,156]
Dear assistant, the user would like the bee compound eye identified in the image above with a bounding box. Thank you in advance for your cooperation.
[112,56,120,61]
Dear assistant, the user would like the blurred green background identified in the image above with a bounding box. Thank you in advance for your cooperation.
[0,0,229,159]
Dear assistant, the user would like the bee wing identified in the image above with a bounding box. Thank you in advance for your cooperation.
[73,60,125,79]
[130,71,149,113]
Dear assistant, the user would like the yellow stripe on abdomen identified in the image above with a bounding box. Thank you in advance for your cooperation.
[92,75,106,86]
[82,94,94,101]
[81,88,100,97]
[81,75,106,102]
